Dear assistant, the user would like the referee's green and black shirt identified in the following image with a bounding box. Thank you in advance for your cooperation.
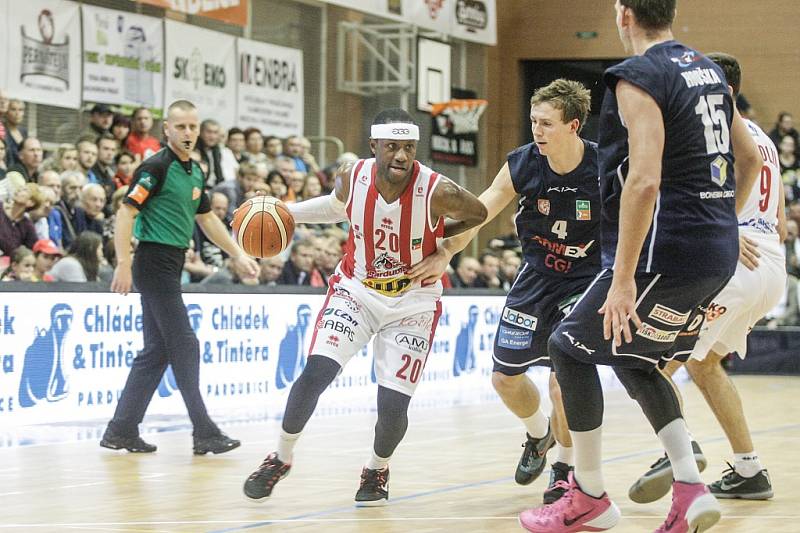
[124,147,211,249]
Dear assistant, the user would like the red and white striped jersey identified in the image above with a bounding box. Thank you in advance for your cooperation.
[340,158,444,296]
[739,119,780,237]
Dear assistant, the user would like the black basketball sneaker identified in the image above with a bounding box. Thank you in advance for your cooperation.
[515,425,555,485]
[708,463,773,500]
[628,440,707,503]
[243,452,291,501]
[543,461,573,504]
[355,467,389,506]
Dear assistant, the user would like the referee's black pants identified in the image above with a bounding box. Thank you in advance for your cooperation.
[108,242,218,438]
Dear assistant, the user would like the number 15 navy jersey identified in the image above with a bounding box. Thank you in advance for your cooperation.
[598,41,738,277]
[508,139,600,279]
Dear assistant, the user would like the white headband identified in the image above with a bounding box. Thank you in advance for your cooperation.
[370,123,419,140]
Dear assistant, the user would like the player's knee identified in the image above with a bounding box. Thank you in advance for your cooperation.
[613,367,648,401]
[491,371,522,397]
[686,355,720,384]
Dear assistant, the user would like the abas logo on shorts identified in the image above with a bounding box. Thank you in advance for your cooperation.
[501,307,538,331]
[18,304,73,408]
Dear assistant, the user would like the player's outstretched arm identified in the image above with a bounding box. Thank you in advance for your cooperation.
[730,109,763,215]
[601,80,664,346]
[285,161,353,224]
[408,164,514,285]
[431,177,488,239]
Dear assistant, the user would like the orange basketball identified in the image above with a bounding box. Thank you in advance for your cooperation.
[231,196,294,258]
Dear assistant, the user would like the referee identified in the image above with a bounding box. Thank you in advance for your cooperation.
[101,100,259,454]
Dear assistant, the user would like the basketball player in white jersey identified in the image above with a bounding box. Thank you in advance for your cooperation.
[629,52,785,505]
[243,108,487,506]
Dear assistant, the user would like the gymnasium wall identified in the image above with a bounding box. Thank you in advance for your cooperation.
[479,0,799,244]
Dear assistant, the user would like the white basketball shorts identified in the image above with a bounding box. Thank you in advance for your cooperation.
[308,270,442,396]
[691,233,786,360]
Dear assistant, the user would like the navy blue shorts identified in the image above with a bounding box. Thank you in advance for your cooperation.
[492,267,596,375]
[550,269,732,369]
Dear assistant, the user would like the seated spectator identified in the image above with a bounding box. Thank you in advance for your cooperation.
[769,112,800,153]
[264,135,283,170]
[7,137,43,183]
[193,191,230,268]
[213,162,268,219]
[448,255,480,288]
[197,119,225,187]
[182,240,215,283]
[299,136,323,176]
[259,255,285,286]
[780,135,800,201]
[0,245,35,281]
[0,89,7,143]
[302,175,323,200]
[89,134,118,203]
[4,99,27,167]
[243,127,267,165]
[220,127,246,181]
[277,238,319,285]
[499,250,522,291]
[275,155,295,185]
[113,151,136,189]
[316,237,342,285]
[125,107,161,163]
[53,170,84,247]
[63,183,105,249]
[267,170,294,202]
[76,139,98,180]
[288,170,307,202]
[29,185,57,241]
[0,183,42,256]
[48,231,104,282]
[199,254,259,285]
[284,135,309,173]
[80,103,114,142]
[111,113,131,146]
[42,143,79,174]
[32,239,62,281]
[474,251,502,288]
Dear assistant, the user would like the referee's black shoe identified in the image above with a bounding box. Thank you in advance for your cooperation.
[515,425,555,485]
[193,432,241,455]
[100,428,157,453]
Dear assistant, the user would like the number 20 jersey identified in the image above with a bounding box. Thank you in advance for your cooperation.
[508,139,601,279]
[598,41,738,277]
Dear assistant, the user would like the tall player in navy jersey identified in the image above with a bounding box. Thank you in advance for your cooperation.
[410,79,600,504]
[629,53,784,505]
[518,2,763,533]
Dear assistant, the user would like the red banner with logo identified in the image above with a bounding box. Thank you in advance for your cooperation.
[134,0,248,27]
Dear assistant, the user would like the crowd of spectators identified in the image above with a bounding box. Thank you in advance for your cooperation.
[0,91,524,292]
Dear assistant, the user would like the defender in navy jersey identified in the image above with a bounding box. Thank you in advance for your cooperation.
[410,79,599,504]
[518,3,763,533]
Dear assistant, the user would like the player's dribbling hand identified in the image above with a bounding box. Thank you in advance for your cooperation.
[408,248,450,286]
[739,234,760,271]
[111,263,133,295]
[599,277,641,347]
[232,254,260,279]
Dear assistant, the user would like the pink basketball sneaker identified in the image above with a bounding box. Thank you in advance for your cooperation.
[518,474,621,532]
[654,481,721,533]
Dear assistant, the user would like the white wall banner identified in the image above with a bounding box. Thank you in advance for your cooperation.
[5,0,82,109]
[0,292,626,436]
[450,0,496,45]
[236,38,304,138]
[0,0,9,93]
[81,5,164,109]
[402,0,456,33]
[164,19,236,128]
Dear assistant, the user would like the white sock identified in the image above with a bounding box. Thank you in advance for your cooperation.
[658,419,701,484]
[366,451,390,470]
[734,452,763,478]
[521,410,549,439]
[570,427,604,498]
[557,444,574,466]
[276,429,301,464]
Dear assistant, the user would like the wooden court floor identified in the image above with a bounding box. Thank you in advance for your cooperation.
[1,375,798,532]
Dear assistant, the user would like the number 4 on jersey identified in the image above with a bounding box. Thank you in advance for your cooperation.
[551,220,568,239]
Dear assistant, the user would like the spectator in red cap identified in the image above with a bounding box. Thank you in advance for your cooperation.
[32,238,62,281]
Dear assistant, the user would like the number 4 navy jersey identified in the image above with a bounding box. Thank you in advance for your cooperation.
[598,41,738,277]
[508,139,600,278]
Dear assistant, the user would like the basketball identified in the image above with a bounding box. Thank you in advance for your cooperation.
[231,196,294,258]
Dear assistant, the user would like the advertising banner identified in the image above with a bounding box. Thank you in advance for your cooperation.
[5,0,82,109]
[164,19,237,128]
[82,5,164,109]
[237,38,304,138]
[135,0,248,27]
